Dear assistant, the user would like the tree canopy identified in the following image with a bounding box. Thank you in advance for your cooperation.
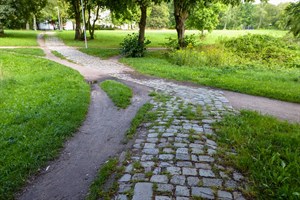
[285,1,300,37]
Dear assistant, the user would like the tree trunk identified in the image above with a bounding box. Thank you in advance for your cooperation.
[223,22,227,30]
[88,5,100,40]
[138,4,147,46]
[174,0,189,48]
[72,0,82,40]
[33,15,37,31]
[26,22,30,30]
[0,22,4,36]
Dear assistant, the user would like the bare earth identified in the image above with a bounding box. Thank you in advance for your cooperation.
[13,32,300,200]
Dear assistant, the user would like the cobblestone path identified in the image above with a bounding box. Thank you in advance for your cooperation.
[44,34,248,199]
[116,95,247,200]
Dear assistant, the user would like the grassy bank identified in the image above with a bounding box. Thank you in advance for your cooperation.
[214,111,300,199]
[0,30,40,46]
[0,50,90,199]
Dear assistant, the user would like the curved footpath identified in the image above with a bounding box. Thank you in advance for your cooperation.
[16,32,299,200]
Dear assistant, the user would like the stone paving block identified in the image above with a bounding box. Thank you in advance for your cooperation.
[233,191,246,200]
[159,154,174,161]
[150,175,169,183]
[207,148,217,155]
[170,175,186,185]
[118,183,132,193]
[176,161,193,167]
[218,190,233,200]
[119,174,131,182]
[163,148,174,153]
[158,142,169,148]
[167,166,181,175]
[141,155,154,161]
[203,178,223,187]
[157,183,174,192]
[175,185,190,196]
[206,139,217,146]
[176,197,189,200]
[199,169,215,177]
[125,164,133,173]
[147,138,159,143]
[174,143,188,148]
[133,182,153,200]
[148,133,158,138]
[191,154,198,162]
[233,172,244,181]
[144,143,156,148]
[187,176,200,186]
[162,133,174,137]
[176,148,189,154]
[159,162,173,167]
[225,179,237,189]
[190,143,204,149]
[132,173,146,181]
[133,143,141,149]
[182,167,197,176]
[191,187,214,199]
[198,155,215,162]
[116,194,128,200]
[143,148,159,155]
[177,134,189,138]
[155,196,172,200]
[141,161,155,168]
[192,148,204,154]
[176,153,190,161]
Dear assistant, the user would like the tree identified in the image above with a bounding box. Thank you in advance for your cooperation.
[187,2,223,35]
[147,2,170,29]
[66,0,82,40]
[173,0,253,48]
[285,1,300,37]
[0,0,47,35]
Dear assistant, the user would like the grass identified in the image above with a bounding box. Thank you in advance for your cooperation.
[56,29,288,48]
[0,48,45,56]
[86,158,122,200]
[51,50,67,59]
[100,80,133,109]
[0,30,40,46]
[214,110,300,199]
[120,51,300,103]
[78,48,119,59]
[0,51,90,199]
[125,103,154,139]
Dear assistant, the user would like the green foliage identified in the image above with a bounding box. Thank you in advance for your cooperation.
[126,103,154,139]
[222,34,300,68]
[100,80,133,109]
[0,51,90,199]
[165,34,197,50]
[285,1,300,37]
[214,110,300,199]
[147,2,170,29]
[120,33,151,57]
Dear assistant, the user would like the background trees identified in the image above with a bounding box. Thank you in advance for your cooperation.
[285,1,300,37]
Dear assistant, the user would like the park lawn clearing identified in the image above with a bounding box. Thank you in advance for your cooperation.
[0,48,45,57]
[78,48,119,59]
[0,30,39,46]
[120,50,300,103]
[0,51,90,199]
[100,80,133,109]
[214,110,300,199]
[56,30,288,48]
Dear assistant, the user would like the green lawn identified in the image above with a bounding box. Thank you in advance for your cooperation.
[0,30,40,46]
[0,50,90,199]
[120,51,300,103]
[0,48,45,56]
[100,80,133,109]
[56,29,288,48]
[214,111,300,199]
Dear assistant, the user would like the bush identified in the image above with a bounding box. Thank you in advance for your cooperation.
[164,34,197,50]
[120,33,151,57]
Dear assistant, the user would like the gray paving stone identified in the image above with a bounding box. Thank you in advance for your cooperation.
[170,175,186,185]
[177,134,189,138]
[176,153,190,161]
[189,143,204,149]
[195,163,211,169]
[159,154,174,161]
[125,164,133,173]
[155,196,172,200]
[233,172,244,181]
[157,184,174,192]
[163,148,174,153]
[118,183,132,193]
[206,139,217,146]
[225,179,237,189]
[147,138,159,143]
[148,133,158,138]
[176,161,192,167]
[191,187,214,199]
[119,174,131,182]
[199,169,215,177]
[175,185,190,196]
[133,182,153,200]
[182,167,197,175]
[132,173,146,181]
[141,155,154,161]
[176,197,189,200]
[162,133,174,137]
[198,155,215,162]
[141,161,155,168]
[203,178,223,187]
[233,192,246,200]
[116,194,128,200]
[174,143,188,147]
[192,148,204,154]
[143,148,159,155]
[153,167,161,175]
[187,176,200,186]
[144,143,156,148]
[150,175,169,183]
[176,148,189,154]
[218,190,233,200]
[166,166,181,175]
[133,143,141,149]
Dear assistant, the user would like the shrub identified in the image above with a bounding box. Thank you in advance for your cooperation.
[164,34,197,50]
[120,33,151,57]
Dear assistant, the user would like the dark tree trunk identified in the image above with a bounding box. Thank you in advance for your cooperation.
[174,0,189,48]
[0,22,4,36]
[72,0,82,40]
[138,4,147,46]
[88,5,100,40]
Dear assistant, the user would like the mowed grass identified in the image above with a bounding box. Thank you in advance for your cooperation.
[56,29,288,48]
[120,51,300,103]
[214,111,300,199]
[0,51,90,199]
[0,30,40,46]
[100,80,133,109]
[0,48,45,56]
